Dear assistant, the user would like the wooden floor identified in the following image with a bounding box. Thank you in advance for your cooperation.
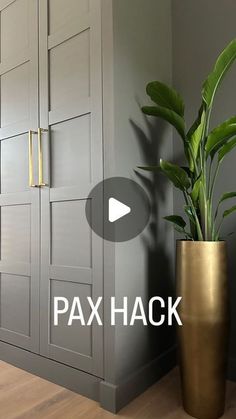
[0,361,235,418]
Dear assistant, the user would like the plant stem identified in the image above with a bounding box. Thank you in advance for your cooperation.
[208,159,213,196]
[210,161,220,202]
[199,107,210,240]
[200,106,212,240]
[199,183,208,240]
[184,191,203,240]
[216,218,224,239]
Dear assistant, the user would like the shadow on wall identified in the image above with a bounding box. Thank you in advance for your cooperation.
[130,111,176,359]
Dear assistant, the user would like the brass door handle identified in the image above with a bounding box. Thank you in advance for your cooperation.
[28,130,38,187]
[37,128,48,187]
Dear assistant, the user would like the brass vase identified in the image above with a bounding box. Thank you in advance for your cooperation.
[176,241,230,419]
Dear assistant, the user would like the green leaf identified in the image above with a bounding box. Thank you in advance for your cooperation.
[187,104,204,140]
[219,191,236,204]
[223,205,236,218]
[146,81,185,117]
[174,225,185,234]
[189,109,206,160]
[181,166,193,179]
[215,191,236,219]
[184,205,196,224]
[164,215,186,229]
[174,225,193,240]
[160,159,191,191]
[185,105,204,171]
[137,165,160,172]
[218,136,236,162]
[205,116,236,158]
[191,174,202,203]
[181,166,194,185]
[142,106,185,139]
[183,146,193,172]
[202,39,236,108]
[218,231,235,240]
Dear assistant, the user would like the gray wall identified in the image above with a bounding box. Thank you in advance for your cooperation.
[172,0,236,376]
[103,1,236,408]
[111,0,175,384]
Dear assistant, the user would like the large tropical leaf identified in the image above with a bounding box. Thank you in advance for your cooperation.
[215,191,236,219]
[185,106,205,171]
[187,104,204,140]
[189,109,206,160]
[142,106,185,139]
[184,146,194,172]
[164,216,193,240]
[181,166,193,177]
[202,39,236,108]
[184,205,196,224]
[191,174,203,203]
[174,225,192,240]
[164,215,186,229]
[181,166,194,183]
[205,116,236,158]
[137,165,160,172]
[219,191,236,205]
[218,137,236,162]
[146,81,185,117]
[223,205,236,219]
[160,159,191,191]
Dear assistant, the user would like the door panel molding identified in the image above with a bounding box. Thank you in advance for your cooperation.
[39,0,104,377]
[48,13,90,50]
[0,0,40,353]
[0,189,40,351]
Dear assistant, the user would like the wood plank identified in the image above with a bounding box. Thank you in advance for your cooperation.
[0,362,235,418]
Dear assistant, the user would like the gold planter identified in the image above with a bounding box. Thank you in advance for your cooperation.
[176,241,230,419]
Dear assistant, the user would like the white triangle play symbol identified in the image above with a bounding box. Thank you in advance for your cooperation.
[108,197,131,222]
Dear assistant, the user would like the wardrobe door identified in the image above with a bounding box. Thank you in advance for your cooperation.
[39,0,104,377]
[0,0,40,352]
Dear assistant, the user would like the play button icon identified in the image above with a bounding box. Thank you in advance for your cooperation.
[108,198,131,222]
[85,177,150,242]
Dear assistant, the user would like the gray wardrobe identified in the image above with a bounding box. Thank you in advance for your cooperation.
[0,0,103,379]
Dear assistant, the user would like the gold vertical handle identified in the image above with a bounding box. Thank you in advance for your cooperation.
[38,128,48,187]
[28,130,37,187]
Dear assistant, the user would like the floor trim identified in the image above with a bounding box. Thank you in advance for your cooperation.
[100,345,177,413]
[0,340,101,402]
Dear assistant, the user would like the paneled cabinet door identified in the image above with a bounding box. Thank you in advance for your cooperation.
[39,0,104,377]
[0,0,40,352]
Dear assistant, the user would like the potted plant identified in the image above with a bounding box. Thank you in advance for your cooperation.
[140,39,236,419]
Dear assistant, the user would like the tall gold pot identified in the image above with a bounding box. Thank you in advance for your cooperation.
[176,241,230,419]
